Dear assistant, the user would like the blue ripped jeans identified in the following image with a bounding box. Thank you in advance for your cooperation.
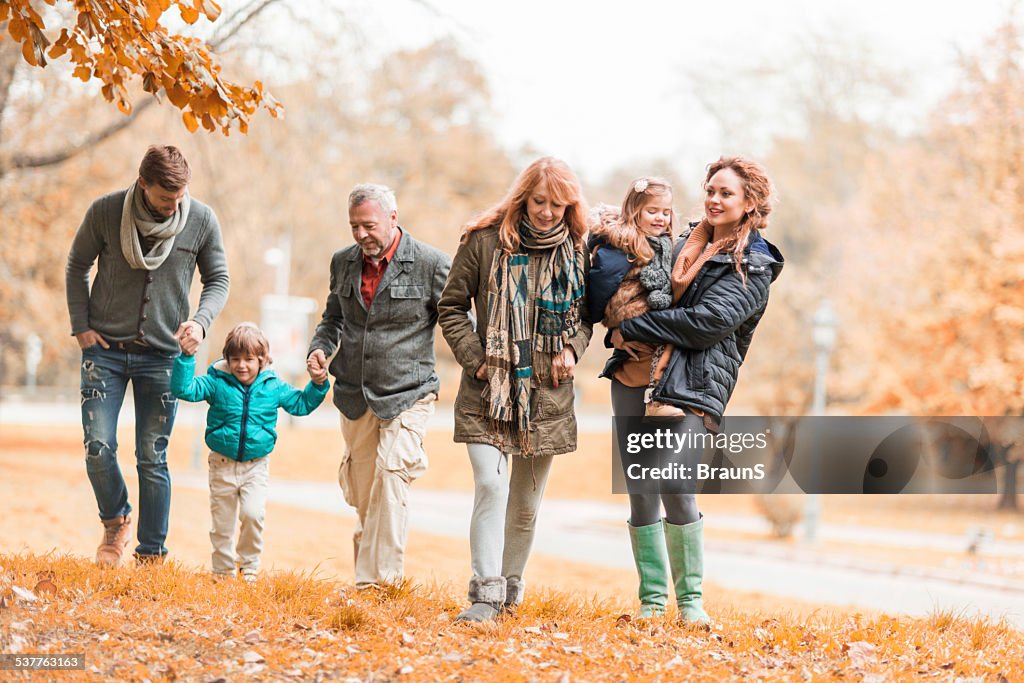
[80,345,178,557]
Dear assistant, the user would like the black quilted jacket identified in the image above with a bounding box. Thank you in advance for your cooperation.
[604,229,784,421]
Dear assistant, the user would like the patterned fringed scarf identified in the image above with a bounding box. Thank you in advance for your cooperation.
[484,217,585,454]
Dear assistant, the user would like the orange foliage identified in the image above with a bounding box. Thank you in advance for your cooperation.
[1,553,1022,681]
[0,0,280,134]
[846,19,1024,416]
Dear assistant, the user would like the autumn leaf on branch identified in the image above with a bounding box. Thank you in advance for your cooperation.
[0,0,282,135]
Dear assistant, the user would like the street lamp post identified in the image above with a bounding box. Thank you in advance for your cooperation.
[25,333,42,393]
[264,232,292,297]
[804,299,837,543]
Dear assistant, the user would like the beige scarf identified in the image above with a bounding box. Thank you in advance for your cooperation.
[120,181,191,270]
[655,222,735,379]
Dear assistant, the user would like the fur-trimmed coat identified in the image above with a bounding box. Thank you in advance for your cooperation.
[586,205,673,332]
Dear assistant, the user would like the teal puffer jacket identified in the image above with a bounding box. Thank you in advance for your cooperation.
[171,355,329,461]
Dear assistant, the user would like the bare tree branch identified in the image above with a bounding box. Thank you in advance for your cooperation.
[2,98,156,173]
[208,0,284,49]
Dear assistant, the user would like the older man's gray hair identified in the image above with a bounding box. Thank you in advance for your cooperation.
[349,183,398,213]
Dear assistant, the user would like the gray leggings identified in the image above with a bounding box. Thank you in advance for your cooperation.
[467,443,554,580]
[611,379,701,527]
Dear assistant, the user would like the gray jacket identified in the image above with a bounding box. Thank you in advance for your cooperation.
[308,228,452,420]
[65,189,230,353]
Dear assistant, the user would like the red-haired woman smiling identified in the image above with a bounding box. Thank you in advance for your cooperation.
[439,157,593,622]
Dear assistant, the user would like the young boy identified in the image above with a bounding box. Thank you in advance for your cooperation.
[171,322,329,580]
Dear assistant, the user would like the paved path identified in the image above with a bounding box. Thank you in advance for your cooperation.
[171,471,1024,627]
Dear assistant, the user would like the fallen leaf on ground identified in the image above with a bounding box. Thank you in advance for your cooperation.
[845,641,877,668]
[12,585,37,602]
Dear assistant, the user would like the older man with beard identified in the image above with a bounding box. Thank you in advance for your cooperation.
[307,183,451,588]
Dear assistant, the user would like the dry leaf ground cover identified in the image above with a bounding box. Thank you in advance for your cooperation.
[1,553,1022,682]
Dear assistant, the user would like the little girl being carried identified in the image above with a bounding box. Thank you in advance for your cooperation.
[171,322,329,580]
[587,176,675,394]
[587,177,706,622]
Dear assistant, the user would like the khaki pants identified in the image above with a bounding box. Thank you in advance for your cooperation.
[338,394,434,587]
[208,453,269,576]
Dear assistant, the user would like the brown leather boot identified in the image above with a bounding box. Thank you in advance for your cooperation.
[134,552,166,566]
[95,515,132,567]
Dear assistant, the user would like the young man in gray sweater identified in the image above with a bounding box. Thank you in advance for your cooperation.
[65,145,230,566]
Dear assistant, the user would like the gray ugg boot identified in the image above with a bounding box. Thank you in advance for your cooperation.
[455,576,506,622]
[500,576,525,614]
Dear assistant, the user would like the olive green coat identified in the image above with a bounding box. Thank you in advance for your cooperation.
[438,226,593,457]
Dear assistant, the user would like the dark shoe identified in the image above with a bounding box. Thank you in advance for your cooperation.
[134,551,166,566]
[455,576,505,623]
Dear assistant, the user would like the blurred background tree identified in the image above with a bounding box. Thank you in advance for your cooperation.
[1,5,1022,516]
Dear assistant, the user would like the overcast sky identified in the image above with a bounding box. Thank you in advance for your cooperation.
[343,0,1014,183]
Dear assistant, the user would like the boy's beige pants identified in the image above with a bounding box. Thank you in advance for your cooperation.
[208,453,270,576]
[338,394,434,587]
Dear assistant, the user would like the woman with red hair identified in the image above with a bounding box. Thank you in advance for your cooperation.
[439,157,593,622]
[599,157,784,623]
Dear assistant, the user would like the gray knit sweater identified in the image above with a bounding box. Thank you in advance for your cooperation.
[65,189,230,353]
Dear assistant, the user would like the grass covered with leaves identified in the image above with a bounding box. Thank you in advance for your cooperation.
[1,553,1021,682]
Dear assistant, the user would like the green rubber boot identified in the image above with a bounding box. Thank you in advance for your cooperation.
[664,516,711,624]
[627,520,670,618]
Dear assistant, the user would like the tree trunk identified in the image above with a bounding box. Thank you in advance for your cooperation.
[997,458,1019,511]
[0,36,20,147]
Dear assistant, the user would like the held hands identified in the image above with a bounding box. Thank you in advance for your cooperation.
[75,330,109,350]
[175,321,204,356]
[610,328,652,361]
[551,346,576,388]
[307,349,329,385]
